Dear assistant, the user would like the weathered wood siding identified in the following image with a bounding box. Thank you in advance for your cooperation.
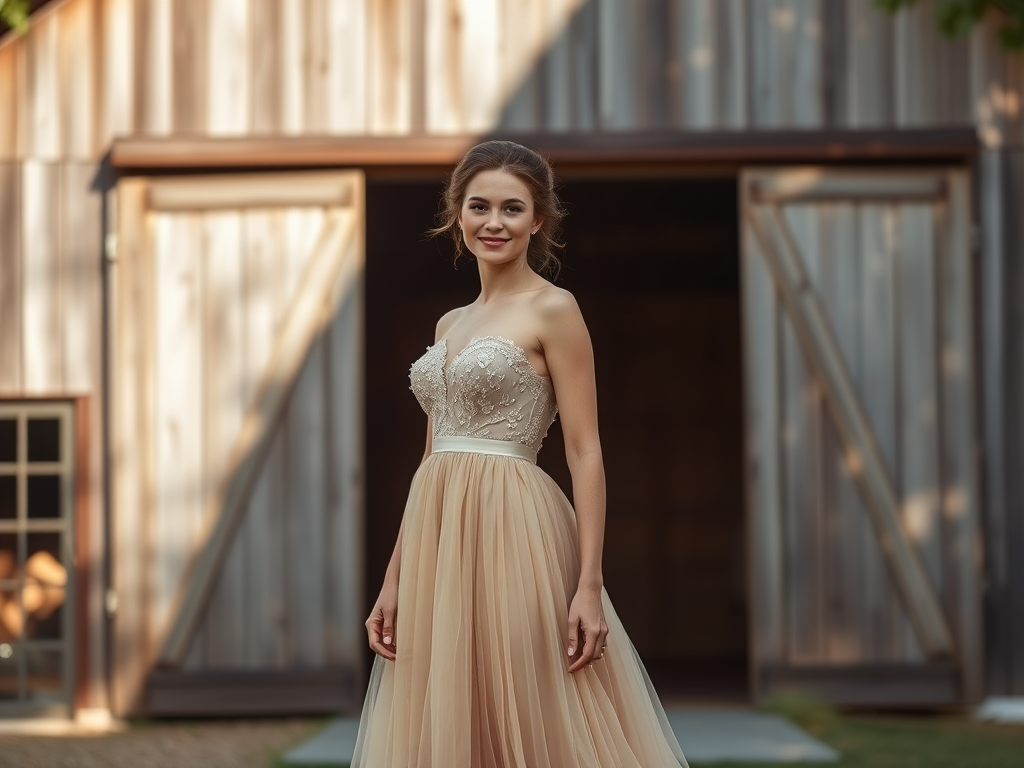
[1,0,1023,162]
[110,172,365,715]
[742,168,982,705]
[980,149,1024,696]
[0,160,107,709]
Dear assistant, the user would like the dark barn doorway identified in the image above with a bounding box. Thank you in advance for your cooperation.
[366,173,747,701]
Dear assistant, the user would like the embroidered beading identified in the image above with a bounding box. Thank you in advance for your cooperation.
[409,336,558,454]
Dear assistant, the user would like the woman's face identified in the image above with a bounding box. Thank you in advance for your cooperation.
[458,169,544,269]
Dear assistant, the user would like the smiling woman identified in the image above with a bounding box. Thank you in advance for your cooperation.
[352,141,688,768]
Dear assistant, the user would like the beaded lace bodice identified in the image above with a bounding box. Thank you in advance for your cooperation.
[410,336,558,453]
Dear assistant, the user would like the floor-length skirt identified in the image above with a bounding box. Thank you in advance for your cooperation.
[351,448,688,767]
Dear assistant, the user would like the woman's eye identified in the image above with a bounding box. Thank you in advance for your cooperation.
[506,206,523,213]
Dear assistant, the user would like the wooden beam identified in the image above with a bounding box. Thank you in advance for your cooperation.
[156,195,362,668]
[109,128,979,169]
[146,171,356,211]
[744,200,956,660]
[749,170,947,203]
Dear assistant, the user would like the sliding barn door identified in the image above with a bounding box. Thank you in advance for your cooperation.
[741,168,982,706]
[110,172,365,716]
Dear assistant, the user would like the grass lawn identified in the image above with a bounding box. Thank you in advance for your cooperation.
[695,713,1024,767]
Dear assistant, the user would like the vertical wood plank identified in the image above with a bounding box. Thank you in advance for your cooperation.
[61,162,102,393]
[239,210,289,668]
[750,0,823,129]
[978,150,1019,693]
[497,0,543,132]
[0,45,19,159]
[369,0,411,134]
[597,0,639,130]
[536,0,572,132]
[817,202,867,663]
[459,0,501,133]
[58,0,97,159]
[741,185,785,682]
[780,204,824,663]
[61,160,105,704]
[676,0,716,129]
[569,0,598,131]
[844,0,894,128]
[207,0,250,136]
[280,0,306,135]
[171,0,209,135]
[152,212,206,667]
[326,0,368,134]
[26,11,61,159]
[201,211,247,668]
[110,178,150,715]
[303,0,330,133]
[894,1,937,128]
[858,203,904,661]
[1007,152,1024,693]
[939,171,984,702]
[99,0,135,149]
[22,161,62,392]
[249,0,283,134]
[285,338,328,667]
[424,0,461,133]
[714,0,748,129]
[280,208,327,667]
[134,0,173,136]
[638,0,671,129]
[324,233,364,669]
[0,163,21,391]
[895,203,940,662]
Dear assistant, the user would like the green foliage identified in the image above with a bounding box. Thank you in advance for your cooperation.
[874,0,1024,50]
[0,0,29,34]
[761,689,839,736]
[692,713,1024,767]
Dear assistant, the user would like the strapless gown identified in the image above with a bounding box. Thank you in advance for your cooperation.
[351,336,687,767]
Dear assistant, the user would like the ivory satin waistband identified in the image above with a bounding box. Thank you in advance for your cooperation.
[431,436,537,465]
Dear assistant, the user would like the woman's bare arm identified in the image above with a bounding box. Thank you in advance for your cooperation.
[537,289,609,673]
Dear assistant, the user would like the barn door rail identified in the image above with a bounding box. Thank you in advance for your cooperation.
[156,208,360,668]
[744,199,955,661]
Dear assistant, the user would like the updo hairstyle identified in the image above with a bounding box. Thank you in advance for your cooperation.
[431,140,565,279]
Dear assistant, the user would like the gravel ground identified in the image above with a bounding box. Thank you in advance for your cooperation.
[0,718,325,768]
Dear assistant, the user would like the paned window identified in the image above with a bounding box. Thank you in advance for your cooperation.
[0,403,75,717]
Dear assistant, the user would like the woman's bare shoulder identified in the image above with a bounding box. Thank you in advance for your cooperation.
[532,284,583,325]
[434,306,466,342]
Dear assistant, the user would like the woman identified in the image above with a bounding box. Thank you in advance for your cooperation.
[353,141,687,767]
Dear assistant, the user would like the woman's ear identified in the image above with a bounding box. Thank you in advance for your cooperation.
[531,214,546,235]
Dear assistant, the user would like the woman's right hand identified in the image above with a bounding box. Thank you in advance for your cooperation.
[365,581,399,660]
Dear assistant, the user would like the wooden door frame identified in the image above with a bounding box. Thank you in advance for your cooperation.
[739,165,983,707]
[108,170,365,716]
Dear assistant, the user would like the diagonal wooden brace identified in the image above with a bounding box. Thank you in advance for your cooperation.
[156,208,360,668]
[745,202,955,660]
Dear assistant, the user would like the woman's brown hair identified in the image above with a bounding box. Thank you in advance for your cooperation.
[431,140,565,279]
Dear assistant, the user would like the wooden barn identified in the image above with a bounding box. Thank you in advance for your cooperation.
[0,0,1023,720]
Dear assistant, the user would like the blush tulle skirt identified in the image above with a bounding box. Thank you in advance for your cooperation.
[351,442,688,767]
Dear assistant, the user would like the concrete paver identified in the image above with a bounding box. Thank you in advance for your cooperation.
[283,708,839,765]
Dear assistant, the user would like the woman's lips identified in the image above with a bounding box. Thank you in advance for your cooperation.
[479,237,509,248]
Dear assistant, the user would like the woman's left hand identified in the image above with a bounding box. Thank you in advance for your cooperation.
[566,586,609,673]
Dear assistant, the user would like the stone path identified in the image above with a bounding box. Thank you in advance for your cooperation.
[283,708,840,765]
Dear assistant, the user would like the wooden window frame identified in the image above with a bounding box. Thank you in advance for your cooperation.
[0,398,87,718]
